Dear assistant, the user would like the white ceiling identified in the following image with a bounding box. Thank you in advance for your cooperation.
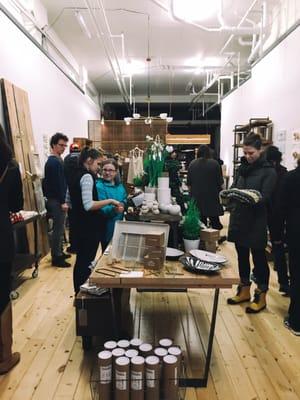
[40,0,281,102]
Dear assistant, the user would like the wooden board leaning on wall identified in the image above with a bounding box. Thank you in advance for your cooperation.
[1,78,49,256]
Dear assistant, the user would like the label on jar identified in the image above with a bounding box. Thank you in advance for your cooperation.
[131,371,143,390]
[146,368,155,388]
[116,371,127,390]
[100,365,112,384]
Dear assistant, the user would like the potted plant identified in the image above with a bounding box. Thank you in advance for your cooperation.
[182,199,201,252]
[143,135,167,187]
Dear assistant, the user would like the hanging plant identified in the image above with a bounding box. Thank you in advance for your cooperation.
[143,135,167,187]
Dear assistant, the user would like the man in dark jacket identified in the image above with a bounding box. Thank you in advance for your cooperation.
[187,145,224,229]
[43,132,70,268]
[280,158,300,336]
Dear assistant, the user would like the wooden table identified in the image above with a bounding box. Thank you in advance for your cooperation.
[89,255,239,388]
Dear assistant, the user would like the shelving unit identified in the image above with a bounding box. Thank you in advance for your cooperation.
[233,117,273,178]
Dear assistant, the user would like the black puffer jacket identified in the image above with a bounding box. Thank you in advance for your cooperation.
[228,156,276,249]
[280,165,300,248]
[0,160,23,262]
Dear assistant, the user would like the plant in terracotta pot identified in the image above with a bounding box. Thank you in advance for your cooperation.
[182,199,201,252]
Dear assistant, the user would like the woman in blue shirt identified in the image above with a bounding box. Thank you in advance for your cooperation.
[96,159,127,249]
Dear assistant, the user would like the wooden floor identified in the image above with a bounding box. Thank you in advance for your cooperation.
[1,224,300,399]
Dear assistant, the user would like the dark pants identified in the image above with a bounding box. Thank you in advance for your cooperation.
[0,262,11,315]
[67,208,78,251]
[73,235,100,294]
[272,242,289,286]
[235,244,270,291]
[46,199,66,259]
[201,215,223,230]
[288,245,300,330]
[268,220,289,286]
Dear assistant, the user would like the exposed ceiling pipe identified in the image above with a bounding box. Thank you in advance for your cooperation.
[219,0,260,55]
[150,0,169,12]
[169,0,260,34]
[247,2,267,64]
[83,0,131,109]
[238,37,252,46]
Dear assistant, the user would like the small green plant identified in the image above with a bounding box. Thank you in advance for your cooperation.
[182,199,201,240]
[133,176,143,187]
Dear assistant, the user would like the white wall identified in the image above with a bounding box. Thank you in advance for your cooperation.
[0,10,100,165]
[220,25,300,178]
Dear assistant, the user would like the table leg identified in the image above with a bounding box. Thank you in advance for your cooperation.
[179,288,220,388]
[109,288,119,339]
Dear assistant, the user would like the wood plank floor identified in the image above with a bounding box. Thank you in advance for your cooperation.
[1,222,299,399]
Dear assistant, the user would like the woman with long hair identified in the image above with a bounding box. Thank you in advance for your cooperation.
[0,126,23,373]
[227,134,276,313]
[68,147,120,294]
[96,159,127,250]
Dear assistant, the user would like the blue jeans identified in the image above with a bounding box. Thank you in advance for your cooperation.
[46,199,66,259]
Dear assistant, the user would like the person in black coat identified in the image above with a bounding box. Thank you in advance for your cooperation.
[280,159,300,335]
[265,146,289,294]
[227,134,276,313]
[68,147,120,294]
[187,145,224,229]
[0,127,23,374]
[64,143,81,253]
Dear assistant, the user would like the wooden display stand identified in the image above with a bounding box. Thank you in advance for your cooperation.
[200,228,220,253]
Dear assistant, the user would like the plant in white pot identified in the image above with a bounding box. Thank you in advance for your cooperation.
[182,199,201,252]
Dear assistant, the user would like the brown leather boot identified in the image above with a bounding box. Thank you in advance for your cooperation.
[227,284,251,305]
[246,289,267,314]
[0,302,20,374]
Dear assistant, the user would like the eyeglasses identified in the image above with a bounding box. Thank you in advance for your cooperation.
[57,143,68,148]
[103,169,116,173]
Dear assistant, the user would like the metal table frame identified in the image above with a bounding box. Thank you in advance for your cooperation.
[109,286,220,388]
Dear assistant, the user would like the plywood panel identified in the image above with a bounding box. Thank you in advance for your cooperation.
[1,79,49,255]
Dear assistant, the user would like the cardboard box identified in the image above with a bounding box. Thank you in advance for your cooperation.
[144,247,165,260]
[143,256,164,270]
[200,228,220,242]
[75,289,132,339]
[144,233,165,247]
[204,241,217,253]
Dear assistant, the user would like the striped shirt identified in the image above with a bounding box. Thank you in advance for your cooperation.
[80,174,94,211]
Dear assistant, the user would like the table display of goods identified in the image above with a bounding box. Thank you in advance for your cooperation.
[179,256,221,274]
[166,247,184,261]
[189,249,227,264]
[91,336,185,400]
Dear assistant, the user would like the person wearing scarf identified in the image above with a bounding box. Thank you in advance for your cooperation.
[227,133,276,313]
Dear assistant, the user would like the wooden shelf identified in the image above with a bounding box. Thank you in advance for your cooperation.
[233,117,273,179]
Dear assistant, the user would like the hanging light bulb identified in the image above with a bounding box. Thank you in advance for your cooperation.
[101,116,105,125]
[166,117,173,123]
[145,117,152,125]
[159,113,168,120]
